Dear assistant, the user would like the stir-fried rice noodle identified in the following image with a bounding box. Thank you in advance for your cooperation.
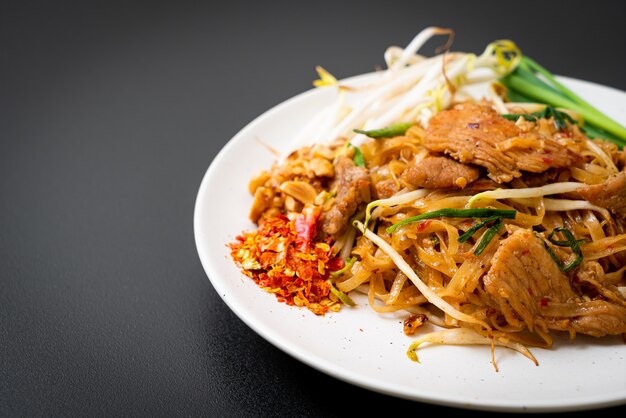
[230,28,626,370]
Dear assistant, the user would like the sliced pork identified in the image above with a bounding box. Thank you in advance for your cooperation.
[321,156,370,237]
[425,103,581,183]
[404,156,480,189]
[579,170,626,218]
[483,229,626,337]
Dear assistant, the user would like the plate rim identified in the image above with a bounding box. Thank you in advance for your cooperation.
[194,73,626,412]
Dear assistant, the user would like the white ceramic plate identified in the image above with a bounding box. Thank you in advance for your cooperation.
[194,74,626,412]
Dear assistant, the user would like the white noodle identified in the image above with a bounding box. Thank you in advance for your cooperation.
[585,139,618,174]
[353,221,490,329]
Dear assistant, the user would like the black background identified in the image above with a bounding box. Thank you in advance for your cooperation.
[2,1,625,416]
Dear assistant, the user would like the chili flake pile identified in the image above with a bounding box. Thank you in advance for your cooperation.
[229,207,344,315]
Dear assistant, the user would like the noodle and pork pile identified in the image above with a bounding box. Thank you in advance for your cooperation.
[230,100,626,364]
[228,30,626,365]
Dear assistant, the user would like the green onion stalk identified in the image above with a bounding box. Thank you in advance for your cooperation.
[354,122,413,139]
[499,56,626,148]
[386,208,516,234]
[543,227,584,273]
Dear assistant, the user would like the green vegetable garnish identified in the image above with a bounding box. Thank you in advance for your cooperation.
[473,217,503,256]
[458,215,502,244]
[386,208,516,234]
[327,280,356,306]
[430,235,440,246]
[349,143,366,167]
[330,257,356,278]
[500,56,626,148]
[354,122,413,139]
[502,106,575,131]
[543,227,584,273]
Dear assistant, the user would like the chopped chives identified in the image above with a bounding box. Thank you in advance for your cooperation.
[386,208,516,234]
[543,243,565,271]
[330,257,356,278]
[350,143,366,167]
[473,217,503,256]
[544,227,584,273]
[354,122,413,139]
[327,280,356,306]
[430,234,440,246]
[458,215,501,244]
[501,106,575,131]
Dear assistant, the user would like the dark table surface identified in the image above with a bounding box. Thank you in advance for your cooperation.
[2,1,625,416]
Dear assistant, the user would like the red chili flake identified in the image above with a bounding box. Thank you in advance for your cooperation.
[528,287,534,296]
[326,256,344,272]
[540,297,550,307]
[229,211,337,316]
[521,249,530,255]
[294,205,320,252]
[467,122,480,129]
[417,220,432,232]
[542,157,553,164]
